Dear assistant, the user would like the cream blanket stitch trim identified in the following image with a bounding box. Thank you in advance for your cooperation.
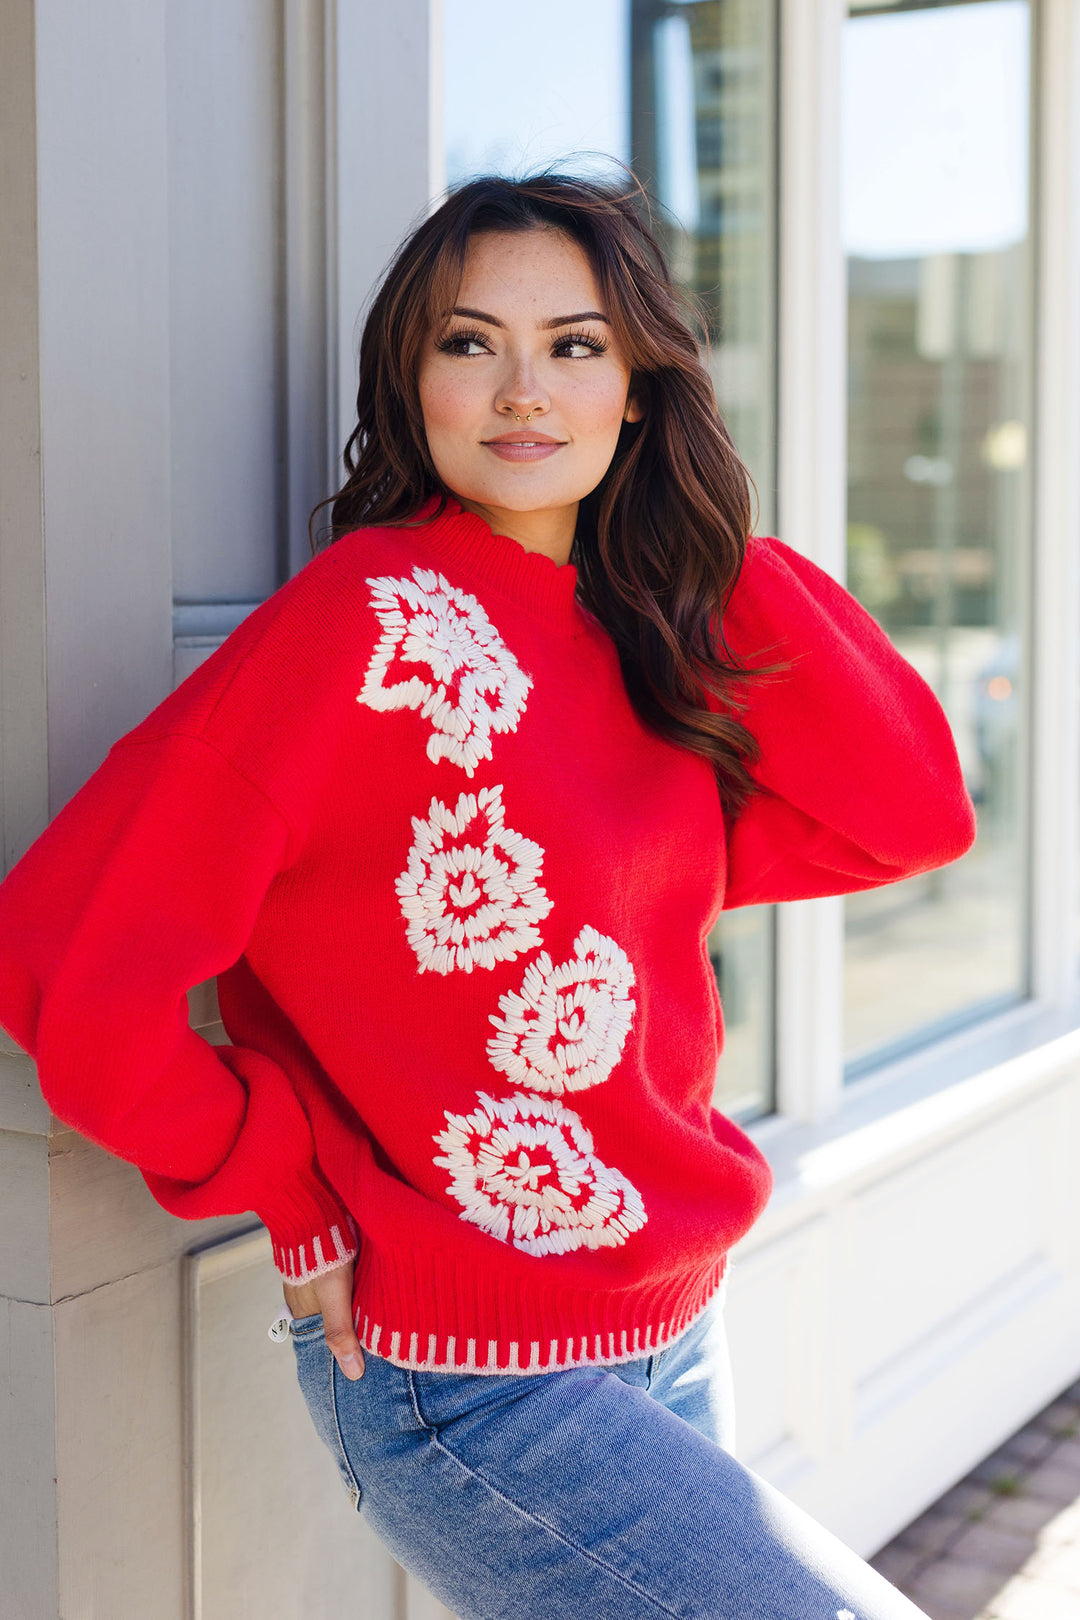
[353,1275,729,1376]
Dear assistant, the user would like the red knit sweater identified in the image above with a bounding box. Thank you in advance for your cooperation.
[0,498,975,1373]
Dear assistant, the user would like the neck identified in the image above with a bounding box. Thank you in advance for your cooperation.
[453,497,577,568]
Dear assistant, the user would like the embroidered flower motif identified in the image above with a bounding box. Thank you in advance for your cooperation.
[433,1091,648,1256]
[486,926,636,1095]
[359,567,532,775]
[396,785,552,974]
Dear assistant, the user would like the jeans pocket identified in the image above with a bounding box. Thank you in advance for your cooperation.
[289,1309,327,1343]
[292,1328,363,1510]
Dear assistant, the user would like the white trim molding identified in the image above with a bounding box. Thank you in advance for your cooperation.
[1029,0,1080,1007]
[773,0,849,1123]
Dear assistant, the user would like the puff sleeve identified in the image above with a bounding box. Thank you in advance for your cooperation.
[715,535,977,910]
[0,731,357,1283]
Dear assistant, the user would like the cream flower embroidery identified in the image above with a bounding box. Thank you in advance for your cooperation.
[433,1091,648,1256]
[359,567,531,775]
[486,926,636,1095]
[396,786,552,974]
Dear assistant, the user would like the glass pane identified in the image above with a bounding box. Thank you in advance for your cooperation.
[444,0,630,185]
[442,0,779,1120]
[629,0,778,1121]
[629,0,777,507]
[707,906,776,1118]
[841,0,1033,1074]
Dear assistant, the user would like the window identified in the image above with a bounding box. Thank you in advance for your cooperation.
[628,0,780,1122]
[840,0,1034,1075]
[443,0,780,1121]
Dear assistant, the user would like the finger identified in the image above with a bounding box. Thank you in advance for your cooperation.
[318,1263,365,1380]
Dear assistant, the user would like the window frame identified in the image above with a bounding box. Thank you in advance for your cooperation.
[757,0,1080,1145]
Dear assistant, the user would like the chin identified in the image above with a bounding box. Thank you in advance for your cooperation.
[493,472,604,508]
[459,481,576,513]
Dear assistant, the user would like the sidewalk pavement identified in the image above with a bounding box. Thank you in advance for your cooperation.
[868,1377,1080,1619]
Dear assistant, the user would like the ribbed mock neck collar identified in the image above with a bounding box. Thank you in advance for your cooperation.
[402,494,583,631]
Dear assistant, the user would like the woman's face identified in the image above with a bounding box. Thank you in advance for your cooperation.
[416,227,641,538]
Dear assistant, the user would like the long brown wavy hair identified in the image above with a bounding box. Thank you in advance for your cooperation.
[313,170,781,815]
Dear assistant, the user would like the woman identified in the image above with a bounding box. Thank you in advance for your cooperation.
[0,173,974,1618]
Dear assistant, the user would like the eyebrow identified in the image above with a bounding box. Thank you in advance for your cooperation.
[451,306,610,329]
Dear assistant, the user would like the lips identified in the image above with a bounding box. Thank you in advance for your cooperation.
[483,431,564,445]
[481,431,566,463]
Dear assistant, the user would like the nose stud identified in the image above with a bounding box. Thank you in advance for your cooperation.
[513,409,535,423]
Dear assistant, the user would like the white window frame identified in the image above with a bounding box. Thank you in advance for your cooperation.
[749,0,1080,1167]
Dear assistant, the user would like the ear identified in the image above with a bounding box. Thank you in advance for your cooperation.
[623,394,644,424]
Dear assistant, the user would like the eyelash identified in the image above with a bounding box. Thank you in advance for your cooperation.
[436,326,610,358]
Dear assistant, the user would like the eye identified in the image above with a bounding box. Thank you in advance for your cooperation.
[436,327,492,358]
[552,329,610,359]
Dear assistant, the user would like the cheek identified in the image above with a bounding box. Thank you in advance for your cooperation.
[419,390,457,439]
[567,371,633,440]
[418,370,480,443]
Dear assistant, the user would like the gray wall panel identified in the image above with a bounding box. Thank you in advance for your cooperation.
[166,0,285,605]
[0,0,48,872]
[0,1298,58,1620]
[35,0,174,810]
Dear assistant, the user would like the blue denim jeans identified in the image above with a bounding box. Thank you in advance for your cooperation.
[289,1295,928,1620]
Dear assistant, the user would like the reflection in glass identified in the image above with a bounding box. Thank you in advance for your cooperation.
[841,1,1033,1072]
[707,905,775,1120]
[442,0,778,1120]
[630,0,777,505]
[632,0,779,1121]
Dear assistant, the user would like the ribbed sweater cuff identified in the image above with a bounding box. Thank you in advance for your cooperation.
[261,1172,359,1285]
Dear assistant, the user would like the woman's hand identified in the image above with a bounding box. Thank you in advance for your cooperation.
[282,1260,365,1379]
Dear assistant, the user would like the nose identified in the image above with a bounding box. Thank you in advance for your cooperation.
[495,360,548,425]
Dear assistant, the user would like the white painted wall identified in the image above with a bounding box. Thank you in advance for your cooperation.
[733,1021,1080,1553]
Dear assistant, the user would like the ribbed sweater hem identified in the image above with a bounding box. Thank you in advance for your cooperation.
[350,1248,729,1375]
